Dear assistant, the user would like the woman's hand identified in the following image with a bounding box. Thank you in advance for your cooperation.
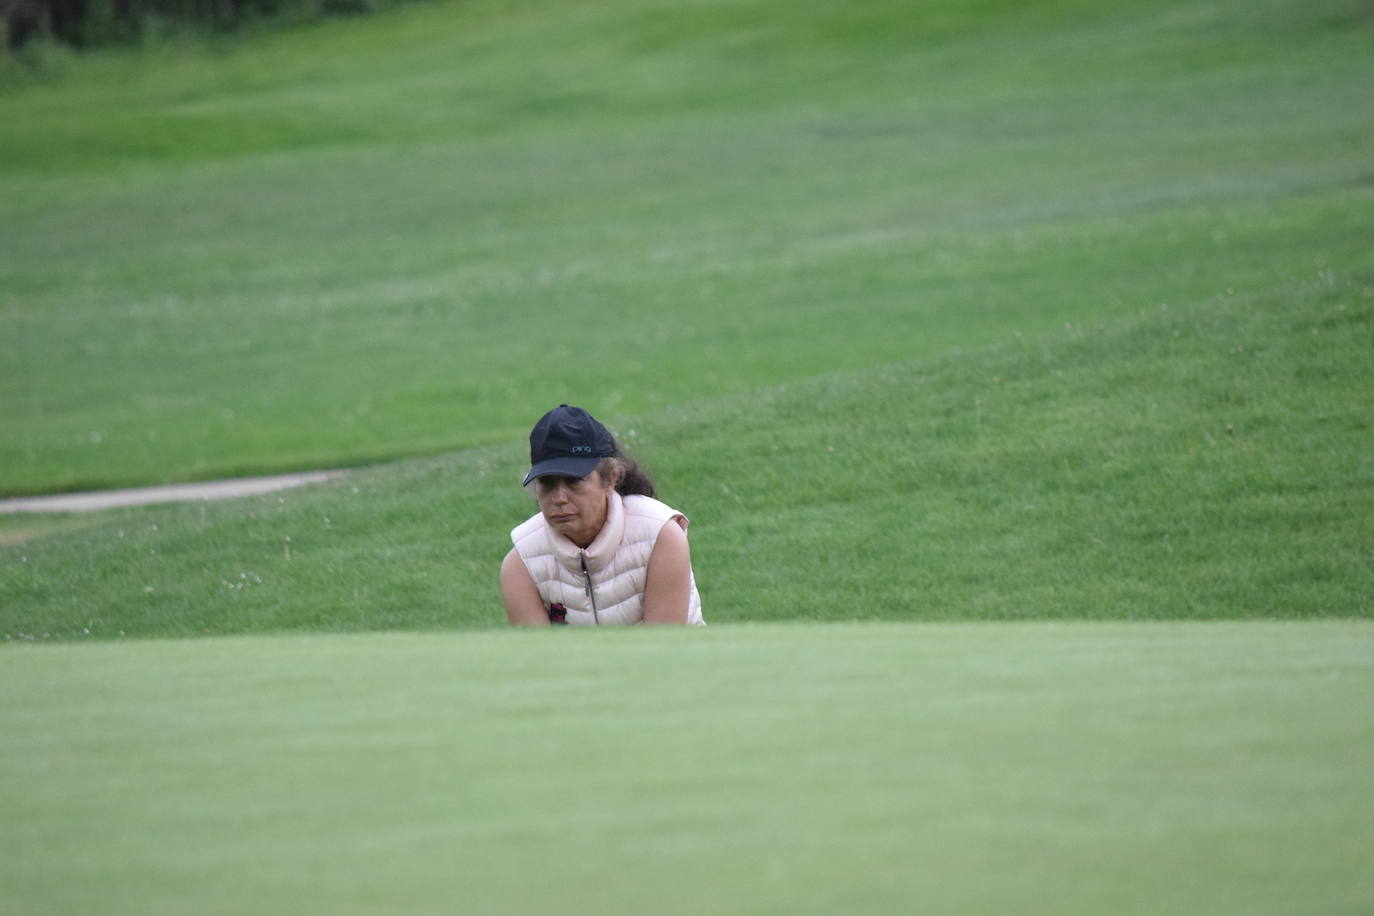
[501,548,551,626]
[642,518,692,625]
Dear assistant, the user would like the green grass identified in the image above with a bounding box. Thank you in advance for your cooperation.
[3,0,1372,635]
[4,6,1372,910]
[3,0,1371,495]
[4,271,1370,638]
[3,623,1372,915]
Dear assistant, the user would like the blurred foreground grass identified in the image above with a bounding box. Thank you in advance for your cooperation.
[4,622,1372,915]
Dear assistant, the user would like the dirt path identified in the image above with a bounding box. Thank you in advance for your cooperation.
[0,470,349,514]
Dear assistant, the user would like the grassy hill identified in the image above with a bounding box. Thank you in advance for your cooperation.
[3,270,1370,638]
[2,0,1372,635]
[3,0,1370,494]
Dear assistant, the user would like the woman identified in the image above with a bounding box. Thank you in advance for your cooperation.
[500,404,705,626]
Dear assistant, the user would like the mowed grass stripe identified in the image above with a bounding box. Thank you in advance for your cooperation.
[2,0,1370,494]
[3,622,1371,915]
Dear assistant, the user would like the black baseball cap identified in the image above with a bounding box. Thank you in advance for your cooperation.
[522,405,616,485]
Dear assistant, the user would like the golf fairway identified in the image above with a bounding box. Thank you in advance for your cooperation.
[4,622,1371,914]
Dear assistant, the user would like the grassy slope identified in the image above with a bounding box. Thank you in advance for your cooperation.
[2,0,1371,634]
[3,270,1370,638]
[4,623,1372,915]
[2,0,1371,494]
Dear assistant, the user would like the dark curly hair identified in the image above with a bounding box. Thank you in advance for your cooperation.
[595,436,656,498]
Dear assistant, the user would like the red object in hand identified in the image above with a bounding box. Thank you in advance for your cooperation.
[548,603,568,625]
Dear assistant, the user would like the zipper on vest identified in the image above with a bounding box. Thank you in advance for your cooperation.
[580,552,599,625]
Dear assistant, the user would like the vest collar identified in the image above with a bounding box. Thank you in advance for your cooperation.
[546,489,624,575]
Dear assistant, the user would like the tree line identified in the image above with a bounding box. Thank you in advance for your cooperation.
[4,0,378,50]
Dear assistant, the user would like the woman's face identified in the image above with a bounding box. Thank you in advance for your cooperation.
[533,471,613,548]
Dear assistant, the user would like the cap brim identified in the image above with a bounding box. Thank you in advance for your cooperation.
[522,456,603,486]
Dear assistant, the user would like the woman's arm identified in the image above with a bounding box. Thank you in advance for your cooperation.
[642,519,692,625]
[501,548,551,626]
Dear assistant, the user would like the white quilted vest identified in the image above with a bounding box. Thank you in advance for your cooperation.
[510,491,705,626]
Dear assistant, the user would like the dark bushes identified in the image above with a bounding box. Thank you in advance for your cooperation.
[4,0,379,50]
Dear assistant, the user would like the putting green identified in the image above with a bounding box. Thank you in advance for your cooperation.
[4,622,1370,914]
